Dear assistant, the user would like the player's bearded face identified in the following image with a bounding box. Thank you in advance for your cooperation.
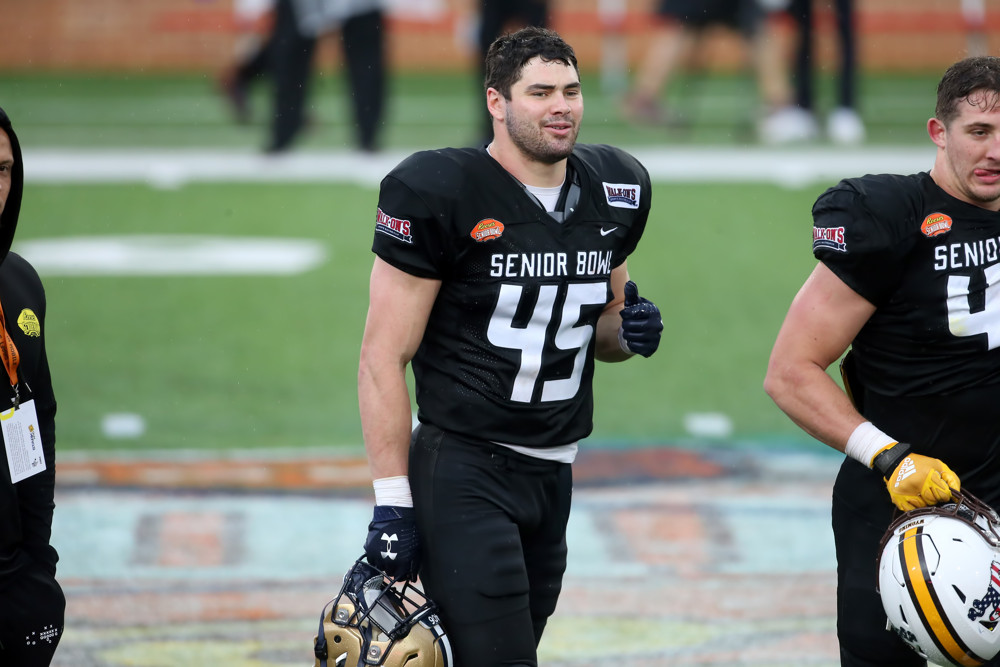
[504,59,582,164]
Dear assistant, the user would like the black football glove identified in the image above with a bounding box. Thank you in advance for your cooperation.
[363,505,421,581]
[619,280,663,358]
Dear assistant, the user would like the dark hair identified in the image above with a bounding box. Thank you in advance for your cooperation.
[484,26,579,100]
[936,56,1000,126]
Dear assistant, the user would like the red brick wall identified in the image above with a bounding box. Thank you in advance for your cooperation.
[0,0,996,73]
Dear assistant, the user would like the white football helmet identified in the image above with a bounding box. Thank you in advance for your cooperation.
[314,557,453,667]
[878,491,1000,667]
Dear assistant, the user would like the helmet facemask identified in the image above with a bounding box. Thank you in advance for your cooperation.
[314,557,452,667]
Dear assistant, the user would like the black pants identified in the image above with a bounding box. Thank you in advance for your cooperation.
[832,468,923,666]
[0,560,65,666]
[409,424,572,667]
[341,9,386,151]
[789,0,857,111]
[269,0,385,152]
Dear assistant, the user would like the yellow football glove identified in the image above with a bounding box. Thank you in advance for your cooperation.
[871,442,961,511]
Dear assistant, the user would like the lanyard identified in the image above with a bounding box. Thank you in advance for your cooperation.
[0,299,20,407]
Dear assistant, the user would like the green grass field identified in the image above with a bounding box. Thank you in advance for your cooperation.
[0,69,942,454]
[1,68,940,149]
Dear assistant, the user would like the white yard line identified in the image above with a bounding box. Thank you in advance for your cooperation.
[23,146,936,187]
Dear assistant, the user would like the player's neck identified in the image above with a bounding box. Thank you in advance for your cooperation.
[487,140,567,189]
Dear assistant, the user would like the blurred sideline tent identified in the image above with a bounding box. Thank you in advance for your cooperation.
[0,0,995,75]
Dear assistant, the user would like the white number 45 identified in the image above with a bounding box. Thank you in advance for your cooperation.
[487,282,607,403]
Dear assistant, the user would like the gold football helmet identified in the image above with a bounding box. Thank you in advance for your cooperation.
[314,557,452,667]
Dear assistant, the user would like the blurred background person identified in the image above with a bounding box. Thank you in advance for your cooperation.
[219,0,387,153]
[218,0,276,125]
[472,0,551,146]
[622,0,813,144]
[270,0,386,153]
[963,0,988,57]
[787,0,865,145]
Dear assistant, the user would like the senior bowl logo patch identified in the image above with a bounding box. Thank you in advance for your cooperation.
[471,219,504,242]
[921,212,953,238]
[375,208,413,244]
[813,226,847,253]
[602,182,640,209]
[17,309,40,337]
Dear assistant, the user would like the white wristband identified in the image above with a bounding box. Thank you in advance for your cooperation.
[845,421,897,468]
[373,476,413,507]
[617,326,636,356]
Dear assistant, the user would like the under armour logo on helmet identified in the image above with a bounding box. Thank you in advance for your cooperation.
[380,532,398,560]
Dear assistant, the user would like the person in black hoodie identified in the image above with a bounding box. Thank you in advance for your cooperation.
[0,106,64,665]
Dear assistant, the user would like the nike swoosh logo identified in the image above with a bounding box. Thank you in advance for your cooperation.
[600,226,618,236]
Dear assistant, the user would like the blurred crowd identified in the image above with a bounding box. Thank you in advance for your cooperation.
[621,0,864,145]
[215,0,867,152]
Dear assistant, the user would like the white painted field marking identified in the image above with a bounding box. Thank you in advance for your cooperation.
[101,413,147,439]
[14,235,327,276]
[684,412,734,438]
[22,147,936,187]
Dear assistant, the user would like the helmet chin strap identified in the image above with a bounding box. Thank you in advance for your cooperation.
[314,600,333,667]
[357,622,375,667]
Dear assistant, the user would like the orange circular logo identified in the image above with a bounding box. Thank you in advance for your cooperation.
[471,219,504,242]
[920,213,952,238]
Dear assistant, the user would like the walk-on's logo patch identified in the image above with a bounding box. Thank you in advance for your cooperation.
[602,182,640,209]
[813,226,847,253]
[17,309,40,337]
[375,208,413,244]
[921,212,953,238]
[471,218,504,242]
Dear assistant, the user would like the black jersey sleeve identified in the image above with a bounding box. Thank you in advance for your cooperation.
[622,160,653,262]
[811,174,921,306]
[577,144,651,267]
[372,153,455,280]
[619,152,651,265]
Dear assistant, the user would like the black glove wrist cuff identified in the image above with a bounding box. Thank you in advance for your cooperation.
[873,442,912,479]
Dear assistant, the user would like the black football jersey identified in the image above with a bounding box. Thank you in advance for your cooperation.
[372,144,650,448]
[814,171,1000,395]
[814,172,1000,500]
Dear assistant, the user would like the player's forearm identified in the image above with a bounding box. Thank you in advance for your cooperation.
[594,305,632,362]
[358,359,413,480]
[763,360,863,453]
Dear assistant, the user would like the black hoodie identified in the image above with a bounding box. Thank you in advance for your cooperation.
[0,106,59,585]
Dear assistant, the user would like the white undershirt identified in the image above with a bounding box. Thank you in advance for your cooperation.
[524,183,564,212]
[497,441,579,463]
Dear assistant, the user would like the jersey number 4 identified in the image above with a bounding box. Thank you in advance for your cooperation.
[948,269,1000,349]
[487,282,608,403]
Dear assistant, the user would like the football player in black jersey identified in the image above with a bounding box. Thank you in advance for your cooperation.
[765,56,1000,666]
[357,26,663,667]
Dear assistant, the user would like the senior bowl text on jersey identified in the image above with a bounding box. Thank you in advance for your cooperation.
[370,143,650,446]
[489,250,614,279]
